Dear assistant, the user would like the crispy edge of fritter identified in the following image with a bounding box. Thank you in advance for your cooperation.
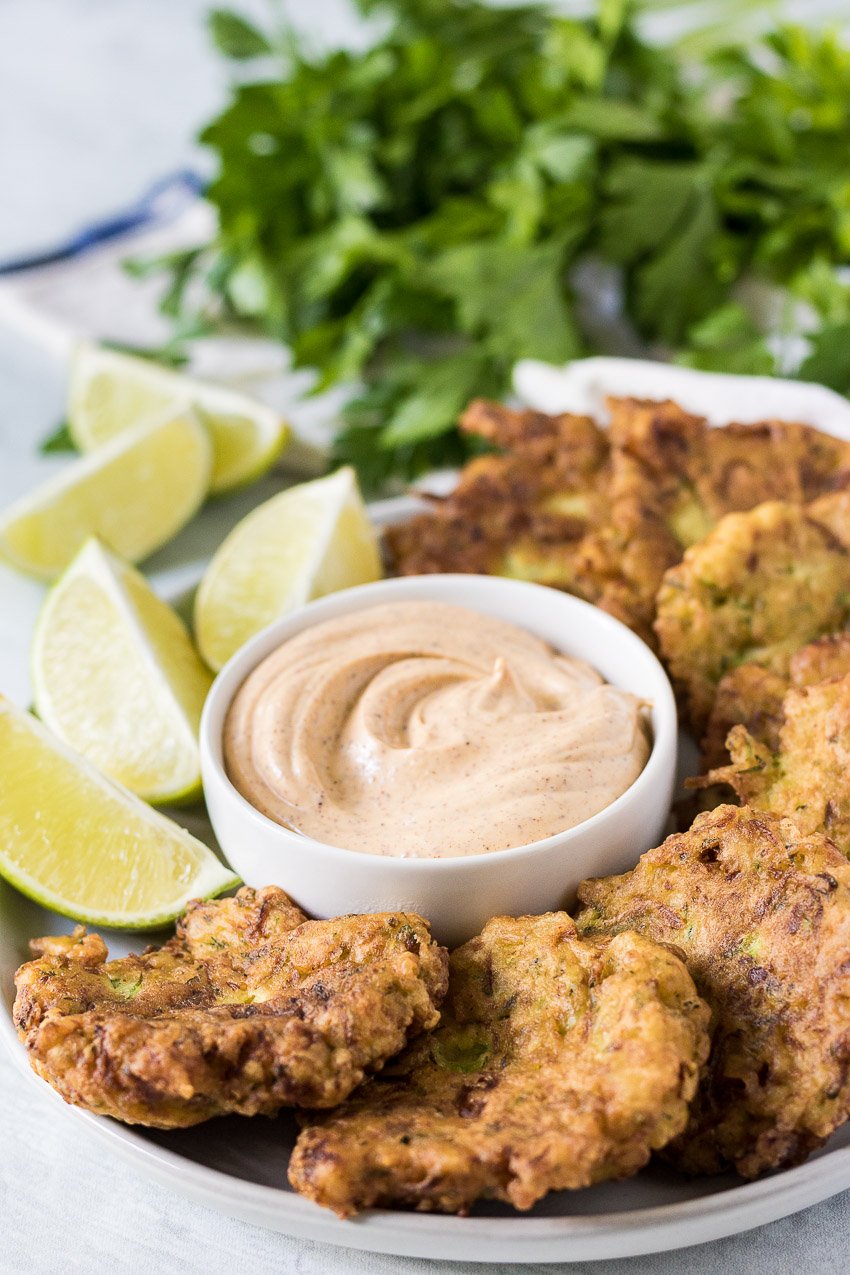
[13,886,449,1128]
[384,398,611,581]
[699,663,790,771]
[288,912,710,1217]
[654,501,850,732]
[704,673,850,855]
[576,803,850,1178]
[696,630,850,774]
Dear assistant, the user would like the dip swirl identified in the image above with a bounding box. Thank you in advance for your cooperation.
[223,600,650,858]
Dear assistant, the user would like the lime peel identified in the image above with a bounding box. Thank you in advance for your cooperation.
[195,466,382,671]
[0,696,239,929]
[69,343,289,493]
[31,538,212,804]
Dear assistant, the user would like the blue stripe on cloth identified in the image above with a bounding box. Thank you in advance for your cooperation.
[0,169,206,276]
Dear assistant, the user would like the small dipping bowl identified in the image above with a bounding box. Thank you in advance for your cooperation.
[200,575,677,947]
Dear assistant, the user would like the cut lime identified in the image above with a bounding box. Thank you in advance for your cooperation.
[32,539,212,805]
[195,467,382,671]
[69,344,289,493]
[0,408,211,581]
[0,696,238,928]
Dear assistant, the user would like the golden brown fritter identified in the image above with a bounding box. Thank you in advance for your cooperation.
[654,501,850,732]
[289,912,710,1216]
[700,664,790,771]
[704,674,850,856]
[13,886,448,1129]
[383,399,611,584]
[387,398,850,649]
[577,804,850,1179]
[554,404,850,643]
[790,630,850,684]
[808,486,850,549]
[699,631,850,775]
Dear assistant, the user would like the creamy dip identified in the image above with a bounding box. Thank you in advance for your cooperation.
[223,601,650,858]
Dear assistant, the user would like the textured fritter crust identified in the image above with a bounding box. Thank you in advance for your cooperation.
[700,632,850,772]
[577,805,850,1178]
[706,674,850,856]
[809,487,850,549]
[384,399,610,584]
[577,402,850,635]
[13,886,448,1129]
[387,399,850,649]
[789,630,850,684]
[699,663,790,771]
[654,501,850,731]
[289,913,710,1216]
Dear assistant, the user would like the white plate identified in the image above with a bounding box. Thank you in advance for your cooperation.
[5,373,850,1263]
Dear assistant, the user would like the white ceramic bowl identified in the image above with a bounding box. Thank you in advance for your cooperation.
[200,575,677,947]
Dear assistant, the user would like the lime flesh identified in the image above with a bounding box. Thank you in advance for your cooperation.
[69,343,288,493]
[32,539,212,804]
[195,467,382,671]
[0,696,238,929]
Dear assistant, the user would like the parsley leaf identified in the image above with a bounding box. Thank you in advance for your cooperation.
[147,3,850,486]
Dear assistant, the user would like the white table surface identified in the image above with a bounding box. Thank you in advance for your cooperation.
[4,2,850,1272]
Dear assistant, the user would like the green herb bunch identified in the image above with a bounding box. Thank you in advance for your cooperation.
[155,0,850,488]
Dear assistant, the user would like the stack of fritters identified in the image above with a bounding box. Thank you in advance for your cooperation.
[17,394,850,1217]
[386,397,850,649]
[655,489,850,847]
[14,886,448,1128]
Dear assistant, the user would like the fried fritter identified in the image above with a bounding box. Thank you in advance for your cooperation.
[577,804,850,1178]
[699,632,850,772]
[654,501,850,731]
[13,886,448,1129]
[790,629,850,684]
[289,912,710,1216]
[808,486,850,549]
[384,399,611,584]
[699,663,790,771]
[388,398,850,649]
[704,674,850,856]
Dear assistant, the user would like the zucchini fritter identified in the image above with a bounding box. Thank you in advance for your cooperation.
[289,912,710,1216]
[705,674,850,856]
[654,501,850,731]
[387,398,850,650]
[13,886,448,1129]
[700,663,790,771]
[577,804,850,1178]
[700,632,850,772]
[384,399,611,585]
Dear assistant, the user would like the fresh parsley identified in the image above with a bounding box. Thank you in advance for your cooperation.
[154,1,850,488]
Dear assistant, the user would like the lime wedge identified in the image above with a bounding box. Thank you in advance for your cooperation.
[0,696,238,928]
[69,344,289,493]
[0,408,211,581]
[195,467,382,671]
[32,539,212,805]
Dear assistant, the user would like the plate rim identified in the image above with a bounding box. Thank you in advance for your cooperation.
[3,1012,850,1264]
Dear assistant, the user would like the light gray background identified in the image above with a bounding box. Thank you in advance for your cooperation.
[3,2,850,1272]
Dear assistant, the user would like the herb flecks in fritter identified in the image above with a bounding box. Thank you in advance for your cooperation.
[389,401,850,652]
[577,804,850,1179]
[289,912,710,1216]
[13,886,448,1129]
[705,674,850,856]
[655,501,850,732]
